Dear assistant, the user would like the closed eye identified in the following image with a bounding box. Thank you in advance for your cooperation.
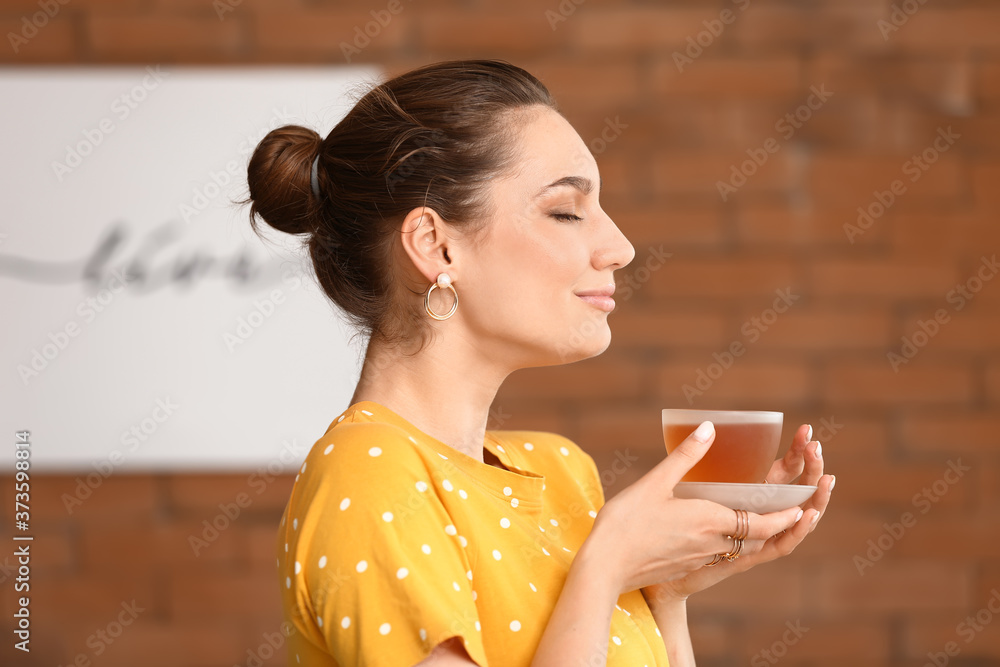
[551,212,583,222]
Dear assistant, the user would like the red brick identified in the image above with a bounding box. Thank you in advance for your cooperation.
[734,6,887,53]
[652,149,799,199]
[890,212,999,260]
[730,307,892,351]
[900,412,1000,455]
[972,160,1000,211]
[87,621,248,667]
[169,570,281,619]
[904,611,1000,660]
[608,198,727,249]
[651,57,801,99]
[688,619,735,658]
[888,10,1000,54]
[740,619,890,663]
[29,572,158,623]
[167,473,294,514]
[0,17,76,62]
[824,359,974,406]
[500,357,646,403]
[688,563,804,614]
[87,15,245,61]
[531,59,643,112]
[657,359,813,408]
[808,152,964,208]
[568,8,737,53]
[989,361,1000,404]
[817,559,971,613]
[890,512,1000,559]
[80,518,244,570]
[810,260,958,300]
[417,12,566,57]
[253,10,409,59]
[830,459,972,510]
[646,257,799,300]
[735,201,891,248]
[980,60,1000,100]
[30,474,159,522]
[792,509,886,559]
[608,307,730,349]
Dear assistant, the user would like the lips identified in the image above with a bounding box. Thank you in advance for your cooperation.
[575,284,616,312]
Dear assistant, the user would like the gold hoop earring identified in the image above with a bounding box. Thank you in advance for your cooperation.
[424,273,458,321]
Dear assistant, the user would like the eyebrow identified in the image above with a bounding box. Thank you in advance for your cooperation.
[534,175,601,198]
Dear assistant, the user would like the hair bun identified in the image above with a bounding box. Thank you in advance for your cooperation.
[245,124,322,236]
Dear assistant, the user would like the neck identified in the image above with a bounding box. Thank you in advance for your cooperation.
[350,332,511,464]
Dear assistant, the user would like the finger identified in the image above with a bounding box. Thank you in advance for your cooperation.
[660,421,716,490]
[711,504,803,549]
[731,506,818,571]
[766,423,811,484]
[799,440,824,487]
[801,473,835,529]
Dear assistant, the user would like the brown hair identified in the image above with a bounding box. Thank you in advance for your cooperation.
[243,59,557,347]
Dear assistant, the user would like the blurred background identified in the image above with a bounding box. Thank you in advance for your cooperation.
[1,0,998,666]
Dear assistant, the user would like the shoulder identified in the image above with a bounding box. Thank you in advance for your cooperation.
[492,429,597,472]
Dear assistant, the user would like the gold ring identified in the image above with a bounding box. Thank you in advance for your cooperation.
[705,552,725,567]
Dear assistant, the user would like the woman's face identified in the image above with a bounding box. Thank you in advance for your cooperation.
[455,105,635,368]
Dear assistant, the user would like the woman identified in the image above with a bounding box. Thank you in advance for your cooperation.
[245,59,834,666]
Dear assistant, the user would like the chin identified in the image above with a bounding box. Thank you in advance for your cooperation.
[550,326,612,365]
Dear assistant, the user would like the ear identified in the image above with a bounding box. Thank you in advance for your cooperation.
[399,206,457,284]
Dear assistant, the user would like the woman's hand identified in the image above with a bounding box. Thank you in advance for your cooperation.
[586,421,811,598]
[640,423,835,608]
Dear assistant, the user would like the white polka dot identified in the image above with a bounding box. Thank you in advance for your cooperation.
[294,561,301,574]
[286,576,291,588]
[292,518,298,530]
[296,655,300,663]
[340,498,351,510]
[280,516,285,526]
[361,409,373,416]
[341,616,351,628]
[466,570,473,580]
[475,620,481,631]
[369,446,382,457]
[560,446,570,456]
[503,486,512,496]
[550,518,559,526]
[538,525,545,532]
[500,517,511,528]
[443,479,454,491]
[524,442,534,451]
[542,483,546,491]
[356,560,368,573]
[529,582,537,592]
[409,436,417,444]
[379,622,391,635]
[445,524,457,535]
[458,535,468,548]
[318,555,327,569]
[438,452,448,459]
[453,581,461,591]
[472,590,478,601]
[323,444,334,455]
[655,627,662,637]
[276,557,279,568]
[300,462,307,473]
[458,489,468,499]
[542,547,550,556]
[420,628,427,641]
[511,498,519,508]
[422,544,432,554]
[294,474,299,483]
[612,636,622,645]
[383,511,393,522]
[317,615,323,628]
[562,547,572,553]
[397,567,408,579]
[510,620,521,631]
[496,444,505,453]
[589,510,597,518]
[492,549,502,560]
[416,480,428,492]
[284,543,289,552]
[337,415,345,422]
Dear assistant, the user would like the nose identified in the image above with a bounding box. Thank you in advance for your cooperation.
[592,211,635,271]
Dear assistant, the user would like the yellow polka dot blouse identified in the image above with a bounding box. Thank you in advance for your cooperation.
[277,401,670,666]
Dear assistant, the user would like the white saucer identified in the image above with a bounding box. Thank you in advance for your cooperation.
[673,482,817,513]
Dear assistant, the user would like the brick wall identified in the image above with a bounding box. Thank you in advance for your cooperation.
[3,1,999,665]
